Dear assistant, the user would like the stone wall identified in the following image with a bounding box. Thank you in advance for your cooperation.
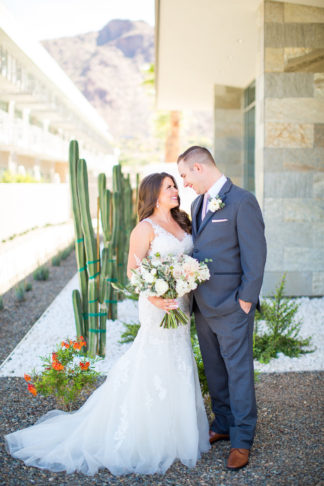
[258,0,324,296]
[214,85,244,187]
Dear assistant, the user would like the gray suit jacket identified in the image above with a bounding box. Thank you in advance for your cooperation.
[191,178,267,319]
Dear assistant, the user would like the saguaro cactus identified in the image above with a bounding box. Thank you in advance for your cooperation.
[69,141,87,341]
[69,140,137,357]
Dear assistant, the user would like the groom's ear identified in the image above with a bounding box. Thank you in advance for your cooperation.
[193,163,202,172]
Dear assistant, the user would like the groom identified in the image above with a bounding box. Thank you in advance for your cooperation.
[177,146,267,471]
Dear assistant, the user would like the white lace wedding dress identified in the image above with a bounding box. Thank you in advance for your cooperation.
[5,218,210,476]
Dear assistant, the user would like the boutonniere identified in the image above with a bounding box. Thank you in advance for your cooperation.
[207,194,225,213]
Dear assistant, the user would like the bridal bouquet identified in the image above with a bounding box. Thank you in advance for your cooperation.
[130,253,211,328]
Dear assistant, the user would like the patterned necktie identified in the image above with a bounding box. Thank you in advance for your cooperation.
[201,193,209,221]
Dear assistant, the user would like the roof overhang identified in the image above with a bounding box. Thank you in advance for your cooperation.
[155,0,324,110]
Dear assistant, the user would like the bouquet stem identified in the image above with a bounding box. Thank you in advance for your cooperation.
[160,308,188,329]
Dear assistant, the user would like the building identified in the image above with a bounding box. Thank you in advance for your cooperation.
[0,2,116,183]
[155,0,324,296]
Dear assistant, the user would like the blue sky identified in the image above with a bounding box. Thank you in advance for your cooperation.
[2,0,155,40]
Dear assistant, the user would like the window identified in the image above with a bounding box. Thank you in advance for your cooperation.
[243,81,255,194]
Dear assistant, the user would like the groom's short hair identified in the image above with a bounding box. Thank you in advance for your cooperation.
[177,146,216,167]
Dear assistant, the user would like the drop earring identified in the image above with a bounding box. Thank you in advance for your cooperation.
[156,201,160,208]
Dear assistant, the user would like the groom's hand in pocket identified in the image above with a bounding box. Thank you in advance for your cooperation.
[239,299,252,314]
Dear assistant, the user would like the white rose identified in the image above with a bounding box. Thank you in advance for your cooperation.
[143,270,154,283]
[208,199,221,212]
[155,279,169,296]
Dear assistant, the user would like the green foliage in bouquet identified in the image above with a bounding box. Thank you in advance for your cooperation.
[24,337,101,411]
[33,265,49,281]
[253,274,313,364]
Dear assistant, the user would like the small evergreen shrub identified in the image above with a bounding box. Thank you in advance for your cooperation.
[254,274,313,364]
[51,243,74,267]
[33,265,49,281]
[52,254,61,266]
[15,283,25,302]
[119,322,140,344]
[24,281,32,291]
[60,243,74,260]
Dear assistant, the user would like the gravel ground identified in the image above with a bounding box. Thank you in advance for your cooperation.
[1,249,323,484]
[0,249,77,366]
[1,372,323,485]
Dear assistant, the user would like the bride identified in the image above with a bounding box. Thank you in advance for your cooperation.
[5,172,210,476]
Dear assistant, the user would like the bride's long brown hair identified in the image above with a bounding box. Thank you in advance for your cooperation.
[138,172,192,234]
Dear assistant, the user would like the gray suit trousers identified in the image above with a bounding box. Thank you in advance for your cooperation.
[194,298,257,449]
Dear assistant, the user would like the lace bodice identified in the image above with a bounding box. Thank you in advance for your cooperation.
[137,218,194,332]
[143,217,193,257]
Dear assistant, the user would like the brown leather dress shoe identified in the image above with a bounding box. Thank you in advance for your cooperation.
[209,430,230,444]
[226,448,250,470]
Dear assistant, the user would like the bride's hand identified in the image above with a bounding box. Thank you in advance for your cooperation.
[148,296,178,312]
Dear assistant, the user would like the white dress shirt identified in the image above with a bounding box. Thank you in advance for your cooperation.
[206,174,227,198]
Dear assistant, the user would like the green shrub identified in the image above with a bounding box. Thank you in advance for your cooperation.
[253,274,313,364]
[60,243,74,260]
[0,296,3,310]
[52,254,62,266]
[24,281,32,291]
[52,243,74,267]
[119,322,140,344]
[0,170,41,183]
[33,265,49,281]
[15,283,25,302]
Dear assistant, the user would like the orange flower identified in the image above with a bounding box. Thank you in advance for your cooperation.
[79,361,90,370]
[24,374,31,382]
[52,361,64,371]
[27,383,37,396]
[52,352,57,361]
[61,341,70,349]
[73,342,81,350]
[79,335,84,340]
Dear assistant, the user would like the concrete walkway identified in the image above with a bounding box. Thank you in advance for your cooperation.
[0,221,74,294]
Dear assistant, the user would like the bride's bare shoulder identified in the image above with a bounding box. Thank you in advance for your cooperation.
[130,220,154,240]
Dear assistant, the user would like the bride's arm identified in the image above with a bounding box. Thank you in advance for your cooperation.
[127,222,152,279]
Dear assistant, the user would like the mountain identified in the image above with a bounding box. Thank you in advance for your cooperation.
[42,19,212,164]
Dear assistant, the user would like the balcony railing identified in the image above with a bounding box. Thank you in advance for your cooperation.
[0,110,115,171]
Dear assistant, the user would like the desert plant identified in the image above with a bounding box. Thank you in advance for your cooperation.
[52,254,61,266]
[0,295,3,310]
[24,337,101,411]
[69,140,137,357]
[60,243,74,260]
[24,281,32,291]
[15,283,25,302]
[119,322,141,344]
[33,265,49,281]
[253,274,313,363]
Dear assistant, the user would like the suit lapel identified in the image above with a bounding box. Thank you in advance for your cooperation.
[192,195,203,238]
[197,178,233,236]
